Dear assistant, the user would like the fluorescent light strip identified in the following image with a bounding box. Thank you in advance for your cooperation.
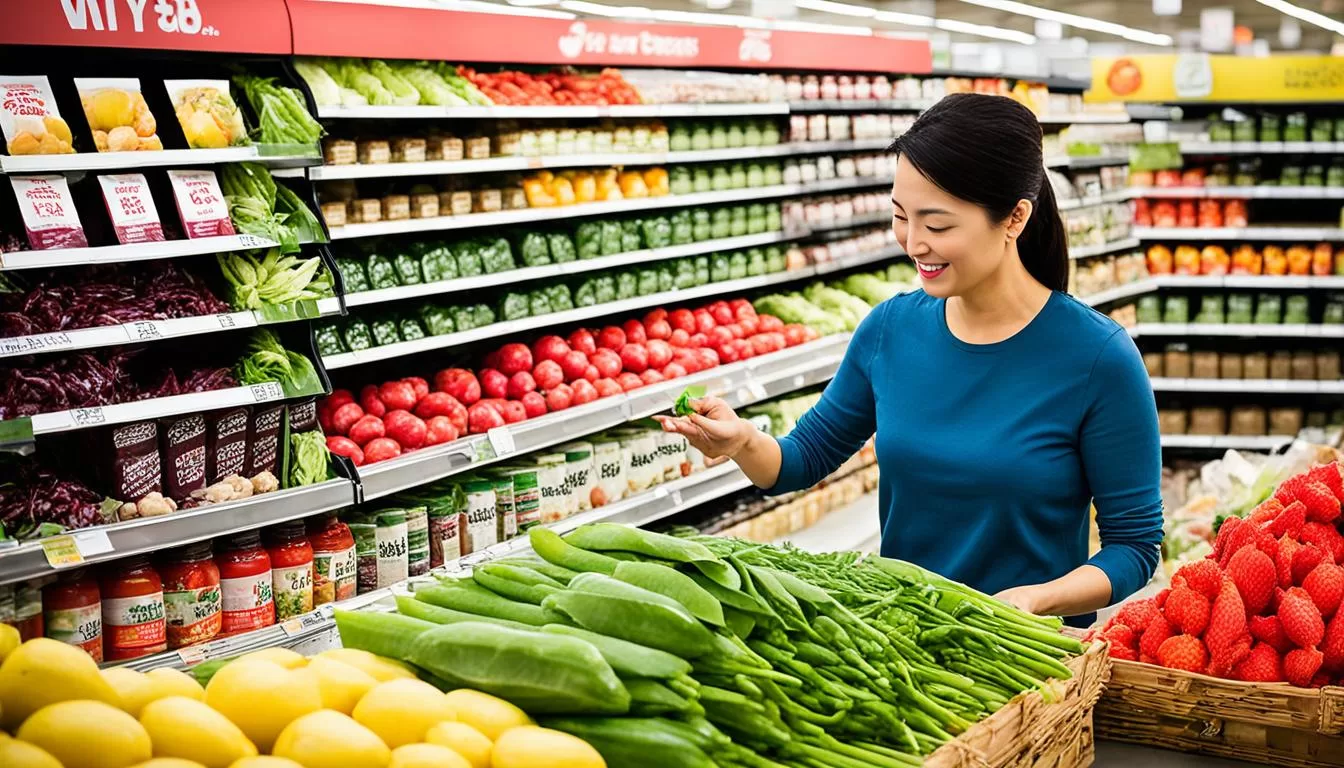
[954,0,1173,45]
[795,0,875,18]
[776,19,874,35]
[650,10,771,28]
[799,0,1038,43]
[1256,0,1344,36]
[874,10,935,27]
[935,18,1035,44]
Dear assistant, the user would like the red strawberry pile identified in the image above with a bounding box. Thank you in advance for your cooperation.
[318,298,815,466]
[1093,461,1344,688]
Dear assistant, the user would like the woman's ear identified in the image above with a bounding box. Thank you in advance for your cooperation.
[1006,199,1034,241]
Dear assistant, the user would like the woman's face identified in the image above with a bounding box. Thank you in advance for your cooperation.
[891,155,1021,299]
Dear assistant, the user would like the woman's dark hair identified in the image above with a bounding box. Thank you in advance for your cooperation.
[888,93,1069,292]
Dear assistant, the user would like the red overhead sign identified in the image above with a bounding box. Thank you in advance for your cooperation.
[286,2,933,74]
[3,0,292,54]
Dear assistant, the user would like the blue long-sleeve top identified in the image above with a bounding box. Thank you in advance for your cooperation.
[772,289,1164,624]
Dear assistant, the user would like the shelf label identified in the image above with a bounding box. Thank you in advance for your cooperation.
[99,173,165,244]
[487,427,516,457]
[281,606,332,636]
[0,331,74,356]
[71,406,107,427]
[746,380,769,401]
[235,233,272,249]
[250,382,284,402]
[10,174,88,250]
[40,535,84,568]
[72,529,114,557]
[176,644,213,666]
[217,313,239,329]
[168,169,236,239]
[129,320,164,341]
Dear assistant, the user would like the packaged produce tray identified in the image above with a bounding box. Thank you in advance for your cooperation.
[926,639,1112,768]
[1095,658,1344,767]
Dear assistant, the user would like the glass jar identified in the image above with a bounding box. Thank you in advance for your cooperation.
[307,514,357,606]
[159,541,221,649]
[215,531,274,636]
[266,522,314,621]
[100,556,166,661]
[43,569,103,661]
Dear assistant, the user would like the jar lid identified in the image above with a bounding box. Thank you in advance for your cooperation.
[168,540,214,562]
[267,520,307,543]
[221,530,263,550]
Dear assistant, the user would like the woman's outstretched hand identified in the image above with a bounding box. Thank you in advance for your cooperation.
[654,396,756,461]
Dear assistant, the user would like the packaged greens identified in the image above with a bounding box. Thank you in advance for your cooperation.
[728,252,748,280]
[746,204,767,234]
[657,265,675,293]
[518,232,551,267]
[417,242,458,283]
[765,246,786,273]
[746,248,767,277]
[399,316,426,341]
[673,259,696,289]
[616,271,638,300]
[336,256,370,293]
[692,167,712,193]
[669,167,693,196]
[1284,295,1310,324]
[1194,295,1224,324]
[546,284,574,311]
[764,164,783,186]
[600,221,623,255]
[547,233,577,263]
[574,280,598,307]
[370,316,400,346]
[669,125,691,152]
[393,251,423,285]
[1253,294,1281,324]
[692,209,712,241]
[744,122,763,147]
[730,208,749,237]
[420,304,455,335]
[529,289,554,316]
[451,305,478,331]
[575,222,603,259]
[670,210,693,245]
[472,304,495,327]
[711,209,732,239]
[726,124,744,148]
[481,238,516,273]
[1225,294,1254,324]
[694,256,710,286]
[500,292,531,321]
[342,318,373,351]
[1136,296,1161,324]
[315,325,346,356]
[729,164,747,188]
[1162,295,1189,324]
[711,166,732,191]
[637,268,659,296]
[711,254,731,282]
[366,253,399,290]
[456,242,484,276]
[621,220,643,252]
[595,275,618,303]
[641,217,672,249]
[690,123,710,150]
[765,205,782,232]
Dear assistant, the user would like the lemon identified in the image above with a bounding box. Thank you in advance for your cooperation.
[0,623,20,661]
[140,696,257,768]
[272,710,391,768]
[353,679,456,749]
[146,668,206,700]
[204,659,322,753]
[424,721,491,768]
[17,699,152,768]
[389,743,471,768]
[443,690,532,741]
[306,656,379,714]
[227,759,305,768]
[103,667,154,716]
[315,649,414,681]
[129,761,208,768]
[0,637,119,729]
[491,726,605,768]
[0,737,63,768]
[235,648,307,670]
[183,111,228,149]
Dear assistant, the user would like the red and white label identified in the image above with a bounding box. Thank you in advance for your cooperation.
[219,570,274,635]
[44,603,104,662]
[9,175,88,250]
[0,77,66,149]
[556,21,701,60]
[1,1,291,54]
[99,173,165,244]
[103,592,167,653]
[168,169,235,238]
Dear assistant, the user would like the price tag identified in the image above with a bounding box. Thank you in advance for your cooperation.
[40,535,84,568]
[167,170,236,239]
[0,331,74,356]
[10,175,88,250]
[250,382,284,402]
[526,157,545,169]
[746,381,769,401]
[487,427,516,457]
[236,233,272,249]
[217,313,238,329]
[671,490,684,507]
[71,406,106,427]
[792,374,805,389]
[98,173,165,244]
[71,529,113,557]
[130,321,163,341]
[281,610,329,637]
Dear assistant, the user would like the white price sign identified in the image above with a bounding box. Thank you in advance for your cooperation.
[487,427,516,457]
[250,382,284,402]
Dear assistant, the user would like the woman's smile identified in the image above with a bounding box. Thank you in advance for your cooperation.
[915,260,949,280]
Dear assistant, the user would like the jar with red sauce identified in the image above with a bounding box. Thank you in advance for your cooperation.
[266,522,314,621]
[215,531,274,636]
[43,569,103,661]
[307,514,357,606]
[160,541,222,649]
[100,556,166,661]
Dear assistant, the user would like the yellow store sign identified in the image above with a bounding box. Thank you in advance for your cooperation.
[1087,54,1344,103]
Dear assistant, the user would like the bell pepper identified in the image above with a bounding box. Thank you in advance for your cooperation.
[1312,243,1334,276]
[619,171,649,198]
[1146,245,1174,274]
[571,172,597,203]
[642,168,670,197]
[1173,245,1199,275]
[336,256,371,293]
[523,176,557,207]
[595,169,622,201]
[549,176,577,206]
[419,304,455,336]
[1263,246,1288,275]
[315,324,347,357]
[1287,245,1312,275]
[394,252,424,285]
[399,317,427,341]
[341,318,373,351]
[1199,245,1229,276]
[1231,245,1261,275]
[548,233,577,263]
[366,253,400,290]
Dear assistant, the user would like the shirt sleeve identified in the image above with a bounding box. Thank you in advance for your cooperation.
[769,302,883,495]
[1079,328,1165,605]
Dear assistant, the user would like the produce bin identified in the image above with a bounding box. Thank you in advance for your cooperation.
[926,638,1112,768]
[1095,658,1344,767]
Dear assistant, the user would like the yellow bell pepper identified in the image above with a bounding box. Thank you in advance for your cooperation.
[595,169,622,201]
[618,171,649,199]
[522,177,556,208]
[548,176,577,206]
[642,167,669,197]
[571,172,597,203]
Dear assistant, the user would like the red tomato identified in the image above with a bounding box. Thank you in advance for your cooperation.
[597,326,626,351]
[402,376,429,401]
[325,389,355,409]
[331,403,365,435]
[501,401,527,424]
[711,303,734,325]
[359,385,386,418]
[668,329,690,348]
[758,315,785,334]
[480,368,509,399]
[640,369,666,386]
[644,319,672,341]
[467,402,506,433]
[738,316,760,337]
[643,308,668,324]
[617,372,644,391]
[567,328,598,356]
[622,319,648,344]
[378,381,417,411]
[560,350,589,382]
[646,339,673,369]
[619,343,649,374]
[348,415,385,446]
[531,335,571,364]
[693,309,716,334]
[533,359,564,390]
[594,378,623,398]
[688,332,708,349]
[783,324,807,347]
[520,391,548,418]
[668,308,695,334]
[326,436,364,466]
[496,343,535,376]
[590,348,622,378]
[362,438,402,463]
[424,416,459,446]
[433,368,481,405]
[506,371,537,400]
[571,379,598,405]
[383,410,427,450]
[662,363,687,379]
[546,383,574,412]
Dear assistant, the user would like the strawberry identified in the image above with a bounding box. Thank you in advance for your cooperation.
[1300,480,1342,524]
[1255,525,1281,561]
[1284,647,1324,688]
[1210,637,1252,678]
[1302,562,1344,619]
[1232,642,1283,682]
[1269,500,1307,539]
[1103,623,1138,650]
[1307,462,1344,501]
[1278,536,1300,588]
[1157,634,1208,673]
[1248,497,1285,525]
[1115,598,1160,634]
[1293,543,1327,586]
[1140,653,1158,665]
[1249,615,1295,654]
[1109,644,1139,661]
[1212,516,1244,563]
[1300,522,1344,565]
[1279,587,1327,648]
[1163,586,1212,637]
[1309,673,1331,688]
[1226,546,1276,616]
[1217,518,1259,568]
[1155,588,1171,609]
[1174,561,1223,603]
[1205,578,1249,661]
[1322,611,1344,674]
[1140,615,1174,660]
[1275,473,1308,506]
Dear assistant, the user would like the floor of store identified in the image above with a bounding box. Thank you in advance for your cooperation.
[1096,742,1262,767]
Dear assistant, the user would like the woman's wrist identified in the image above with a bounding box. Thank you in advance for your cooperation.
[725,418,763,460]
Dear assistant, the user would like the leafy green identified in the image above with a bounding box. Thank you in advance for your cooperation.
[237,329,322,396]
[674,385,706,416]
[368,60,420,105]
[289,429,331,488]
[395,62,468,106]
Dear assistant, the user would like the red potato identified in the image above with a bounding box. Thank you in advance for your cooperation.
[668,329,690,348]
[546,383,574,412]
[597,325,626,351]
[378,380,418,411]
[567,328,597,356]
[520,391,548,418]
[758,314,785,333]
[326,436,364,466]
[697,348,720,369]
[331,403,365,435]
[725,323,744,340]
[803,326,821,341]
[717,342,740,363]
[424,416,459,446]
[640,369,666,386]
[693,309,716,334]
[767,332,787,352]
[359,385,387,418]
[783,324,807,347]
[348,415,386,446]
[594,378,623,398]
[501,400,527,424]
[583,364,600,382]
[326,389,356,409]
[662,363,688,379]
[483,348,502,371]
[645,318,672,341]
[688,332,708,349]
[467,402,506,433]
[733,338,754,360]
[711,303,734,325]
[533,359,564,390]
[750,335,774,357]
[560,350,589,382]
[570,379,598,406]
[644,308,668,324]
[507,371,538,400]
[497,343,534,376]
[616,372,643,391]
[622,319,647,344]
[362,438,402,463]
[708,326,734,348]
[402,376,430,401]
[414,391,462,420]
[477,398,508,415]
[734,306,757,324]
[673,350,700,374]
[383,410,427,450]
[668,308,695,334]
[532,335,571,364]
[317,408,335,435]
[646,339,673,369]
[590,348,622,378]
[730,298,754,315]
[434,368,481,405]
[619,343,649,374]
[739,316,760,337]
[480,368,509,399]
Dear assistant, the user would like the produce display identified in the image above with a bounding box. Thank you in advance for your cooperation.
[1134,161,1344,190]
[233,75,326,147]
[1065,200,1132,249]
[1202,111,1344,145]
[167,80,249,149]
[222,163,324,253]
[1093,460,1344,687]
[1069,250,1148,300]
[1127,291,1343,325]
[782,191,891,232]
[1145,242,1343,276]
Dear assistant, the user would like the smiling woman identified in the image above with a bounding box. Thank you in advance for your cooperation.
[657,93,1165,628]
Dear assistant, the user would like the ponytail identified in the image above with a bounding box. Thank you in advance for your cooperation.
[1020,178,1069,293]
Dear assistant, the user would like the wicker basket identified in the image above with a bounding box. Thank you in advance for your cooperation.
[1095,658,1344,767]
[926,639,1112,768]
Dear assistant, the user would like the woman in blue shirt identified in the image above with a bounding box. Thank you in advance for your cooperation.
[658,94,1164,624]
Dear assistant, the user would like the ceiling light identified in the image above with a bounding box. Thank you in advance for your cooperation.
[953,0,1173,46]
[1256,0,1344,36]
[702,0,733,9]
[558,0,648,16]
[506,0,559,6]
[794,0,874,17]
[873,10,934,27]
[650,9,770,27]
[935,18,1036,44]
[775,19,874,35]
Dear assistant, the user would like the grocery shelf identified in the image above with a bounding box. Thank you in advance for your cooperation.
[0,298,341,360]
[1179,141,1344,155]
[0,478,356,585]
[1046,155,1130,170]
[772,491,881,554]
[1058,189,1135,210]
[1160,434,1295,451]
[1131,186,1344,200]
[1129,323,1344,339]
[316,103,790,120]
[1134,226,1344,242]
[788,99,933,112]
[810,211,892,233]
[1038,113,1132,125]
[1078,275,1344,307]
[324,247,900,369]
[342,232,808,308]
[1070,238,1142,260]
[1150,378,1344,394]
[0,147,320,174]
[308,139,894,180]
[353,333,851,501]
[0,233,280,271]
